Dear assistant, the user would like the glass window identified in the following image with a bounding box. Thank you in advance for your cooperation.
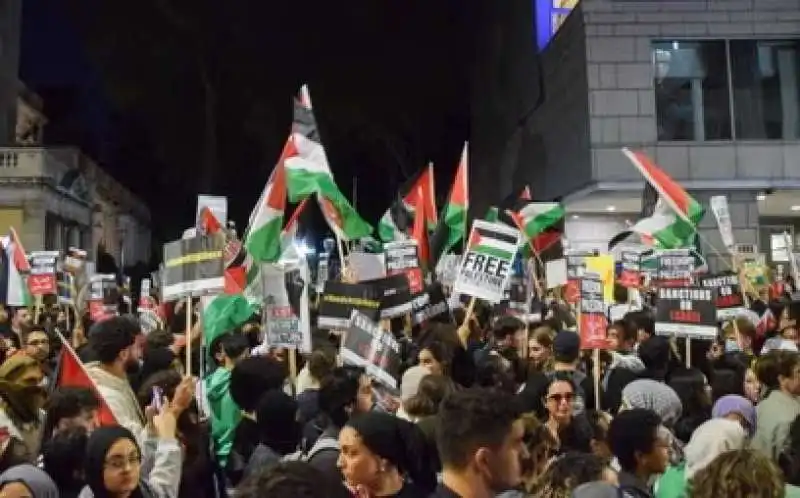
[653,41,732,141]
[730,40,800,139]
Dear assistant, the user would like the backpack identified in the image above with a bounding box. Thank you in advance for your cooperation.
[282,435,339,463]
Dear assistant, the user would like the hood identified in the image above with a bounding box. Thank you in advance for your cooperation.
[206,368,232,402]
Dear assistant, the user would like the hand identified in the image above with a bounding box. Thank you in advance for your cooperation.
[169,376,196,417]
[153,400,178,440]
[72,325,86,348]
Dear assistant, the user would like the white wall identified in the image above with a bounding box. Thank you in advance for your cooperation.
[565,214,629,253]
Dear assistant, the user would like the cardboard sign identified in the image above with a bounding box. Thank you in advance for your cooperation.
[656,249,694,286]
[655,286,717,339]
[411,283,450,326]
[28,251,59,296]
[564,252,593,304]
[341,311,402,390]
[618,251,641,288]
[454,220,520,302]
[162,236,225,300]
[370,274,414,319]
[316,254,329,292]
[318,281,381,329]
[579,274,608,349]
[385,240,423,294]
[260,263,312,352]
[699,272,746,320]
[88,274,118,322]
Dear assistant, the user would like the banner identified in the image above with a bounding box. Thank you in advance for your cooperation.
[88,274,118,322]
[318,281,381,329]
[261,264,311,353]
[411,283,450,326]
[656,249,694,286]
[618,251,641,288]
[579,274,608,349]
[654,286,717,339]
[385,240,423,294]
[341,310,402,389]
[28,251,59,296]
[454,220,520,302]
[162,235,224,301]
[699,272,746,320]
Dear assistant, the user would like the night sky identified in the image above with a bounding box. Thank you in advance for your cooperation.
[19,0,542,255]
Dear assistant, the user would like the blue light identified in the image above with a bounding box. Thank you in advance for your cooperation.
[535,0,576,51]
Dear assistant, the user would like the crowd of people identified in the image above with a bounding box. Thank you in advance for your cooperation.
[0,284,798,498]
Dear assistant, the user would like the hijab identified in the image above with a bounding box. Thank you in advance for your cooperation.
[621,379,682,427]
[684,419,747,479]
[84,425,141,498]
[0,464,59,498]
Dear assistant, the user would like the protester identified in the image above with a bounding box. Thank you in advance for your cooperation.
[609,409,669,498]
[433,388,526,498]
[688,449,785,498]
[0,464,58,498]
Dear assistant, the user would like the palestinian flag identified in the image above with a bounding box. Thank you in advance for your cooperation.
[467,224,519,262]
[0,228,32,307]
[430,143,469,263]
[284,132,371,240]
[244,144,289,263]
[508,202,565,241]
[53,332,118,426]
[519,186,532,201]
[610,149,704,250]
[378,164,437,242]
[198,206,224,235]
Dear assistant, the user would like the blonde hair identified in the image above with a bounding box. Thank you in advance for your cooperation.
[688,449,784,498]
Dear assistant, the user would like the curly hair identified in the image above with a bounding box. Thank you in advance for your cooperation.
[534,452,608,498]
[404,374,455,418]
[688,449,784,498]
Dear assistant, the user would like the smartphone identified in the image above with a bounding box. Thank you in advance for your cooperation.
[151,386,164,411]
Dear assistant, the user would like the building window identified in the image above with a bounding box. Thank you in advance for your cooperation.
[653,41,732,141]
[730,40,800,139]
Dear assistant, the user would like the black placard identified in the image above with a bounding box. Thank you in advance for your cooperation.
[700,272,746,319]
[656,249,694,286]
[369,274,414,318]
[655,286,717,339]
[318,281,381,329]
[580,275,608,349]
[161,236,224,300]
[341,311,401,389]
[411,283,450,325]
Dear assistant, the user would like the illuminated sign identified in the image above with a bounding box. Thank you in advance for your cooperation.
[536,0,579,50]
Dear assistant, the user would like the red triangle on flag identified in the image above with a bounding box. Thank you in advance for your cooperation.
[55,340,118,426]
[625,149,692,219]
[199,207,223,235]
[224,266,246,294]
[468,229,481,249]
[519,186,532,201]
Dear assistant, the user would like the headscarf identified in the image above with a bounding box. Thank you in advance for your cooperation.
[0,464,59,498]
[84,425,141,498]
[621,379,682,427]
[712,395,756,436]
[571,482,623,498]
[345,411,437,493]
[684,419,747,479]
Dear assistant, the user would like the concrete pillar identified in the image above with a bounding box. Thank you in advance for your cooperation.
[690,190,759,273]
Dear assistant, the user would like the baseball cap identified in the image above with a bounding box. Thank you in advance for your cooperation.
[553,331,581,359]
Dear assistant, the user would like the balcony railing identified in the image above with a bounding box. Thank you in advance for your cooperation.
[0,147,76,181]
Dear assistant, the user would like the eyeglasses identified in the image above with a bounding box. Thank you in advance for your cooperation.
[104,454,141,470]
[547,393,574,403]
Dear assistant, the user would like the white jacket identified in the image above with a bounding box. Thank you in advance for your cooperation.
[84,362,146,437]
